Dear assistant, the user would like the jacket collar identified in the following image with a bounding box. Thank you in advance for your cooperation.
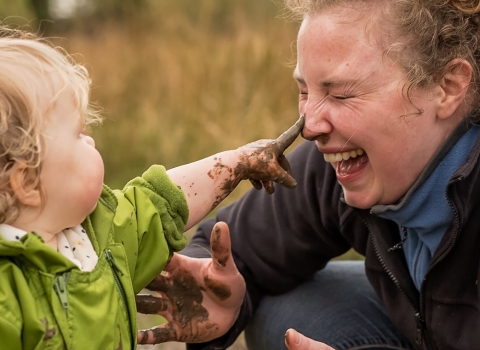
[0,185,117,274]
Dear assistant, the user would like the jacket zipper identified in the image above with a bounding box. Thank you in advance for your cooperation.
[364,218,426,346]
[105,249,133,348]
[416,176,461,347]
[53,272,71,316]
[427,177,461,272]
[366,176,462,349]
[105,249,129,309]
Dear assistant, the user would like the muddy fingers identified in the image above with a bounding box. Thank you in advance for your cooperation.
[135,294,169,314]
[275,114,305,153]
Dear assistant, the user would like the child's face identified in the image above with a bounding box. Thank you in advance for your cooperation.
[39,93,105,229]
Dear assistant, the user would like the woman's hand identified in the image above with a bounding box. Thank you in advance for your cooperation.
[236,114,305,194]
[136,222,245,344]
[285,329,335,350]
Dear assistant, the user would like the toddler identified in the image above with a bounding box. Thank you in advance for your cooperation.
[0,28,303,349]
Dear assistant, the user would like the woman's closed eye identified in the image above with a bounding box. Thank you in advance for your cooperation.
[332,95,352,100]
[332,85,357,100]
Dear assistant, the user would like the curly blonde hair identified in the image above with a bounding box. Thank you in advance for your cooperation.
[285,0,480,114]
[0,27,102,224]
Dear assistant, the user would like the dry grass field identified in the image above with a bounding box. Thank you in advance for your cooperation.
[68,1,301,193]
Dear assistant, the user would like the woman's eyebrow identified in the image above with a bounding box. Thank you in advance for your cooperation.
[292,69,306,84]
[322,78,360,87]
[293,70,360,88]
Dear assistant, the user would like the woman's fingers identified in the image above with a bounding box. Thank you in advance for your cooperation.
[209,222,235,273]
[161,252,182,272]
[135,294,169,315]
[137,324,178,344]
[285,329,335,350]
[275,114,305,153]
[145,273,170,293]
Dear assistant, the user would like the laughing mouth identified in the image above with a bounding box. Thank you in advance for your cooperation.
[323,148,365,163]
[323,148,369,176]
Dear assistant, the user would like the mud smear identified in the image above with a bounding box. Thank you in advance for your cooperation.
[318,134,330,145]
[211,225,229,267]
[115,324,123,350]
[136,294,168,314]
[140,268,219,343]
[207,161,233,180]
[138,329,149,344]
[41,318,56,341]
[208,162,239,212]
[204,275,231,300]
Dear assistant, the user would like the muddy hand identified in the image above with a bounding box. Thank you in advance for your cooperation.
[238,114,305,194]
[136,222,246,344]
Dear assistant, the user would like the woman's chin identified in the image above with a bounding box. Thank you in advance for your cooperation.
[343,190,377,209]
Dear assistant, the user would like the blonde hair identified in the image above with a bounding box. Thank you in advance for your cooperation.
[0,27,102,224]
[285,0,480,115]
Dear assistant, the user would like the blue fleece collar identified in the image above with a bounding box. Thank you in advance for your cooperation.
[376,124,480,290]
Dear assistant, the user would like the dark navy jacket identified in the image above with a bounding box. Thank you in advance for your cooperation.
[183,133,480,350]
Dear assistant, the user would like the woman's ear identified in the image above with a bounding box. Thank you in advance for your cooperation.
[9,163,41,207]
[437,58,473,120]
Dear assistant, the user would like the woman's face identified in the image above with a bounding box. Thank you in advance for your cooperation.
[296,10,456,208]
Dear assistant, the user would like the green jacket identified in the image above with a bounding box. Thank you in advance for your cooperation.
[0,165,189,350]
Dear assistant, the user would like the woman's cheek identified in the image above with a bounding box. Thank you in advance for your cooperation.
[298,99,307,113]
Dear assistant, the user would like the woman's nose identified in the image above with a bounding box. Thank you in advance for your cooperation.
[302,107,333,141]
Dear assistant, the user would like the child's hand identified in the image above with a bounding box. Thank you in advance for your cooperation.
[236,114,304,194]
[136,222,245,344]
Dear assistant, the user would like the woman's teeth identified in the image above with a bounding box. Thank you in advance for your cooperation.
[323,148,365,163]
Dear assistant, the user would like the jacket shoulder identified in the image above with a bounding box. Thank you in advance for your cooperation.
[0,258,23,329]
[98,184,118,213]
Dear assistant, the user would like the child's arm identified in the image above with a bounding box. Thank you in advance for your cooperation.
[167,115,304,231]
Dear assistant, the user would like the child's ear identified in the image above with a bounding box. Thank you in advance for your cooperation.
[437,58,473,120]
[9,164,41,207]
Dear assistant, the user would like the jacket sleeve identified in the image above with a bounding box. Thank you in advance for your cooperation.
[124,165,189,253]
[182,140,353,349]
[114,165,189,293]
[0,308,21,349]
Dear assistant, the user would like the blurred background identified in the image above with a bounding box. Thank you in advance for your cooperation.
[0,1,359,348]
[0,0,301,193]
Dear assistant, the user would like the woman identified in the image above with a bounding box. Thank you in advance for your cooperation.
[137,0,480,349]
